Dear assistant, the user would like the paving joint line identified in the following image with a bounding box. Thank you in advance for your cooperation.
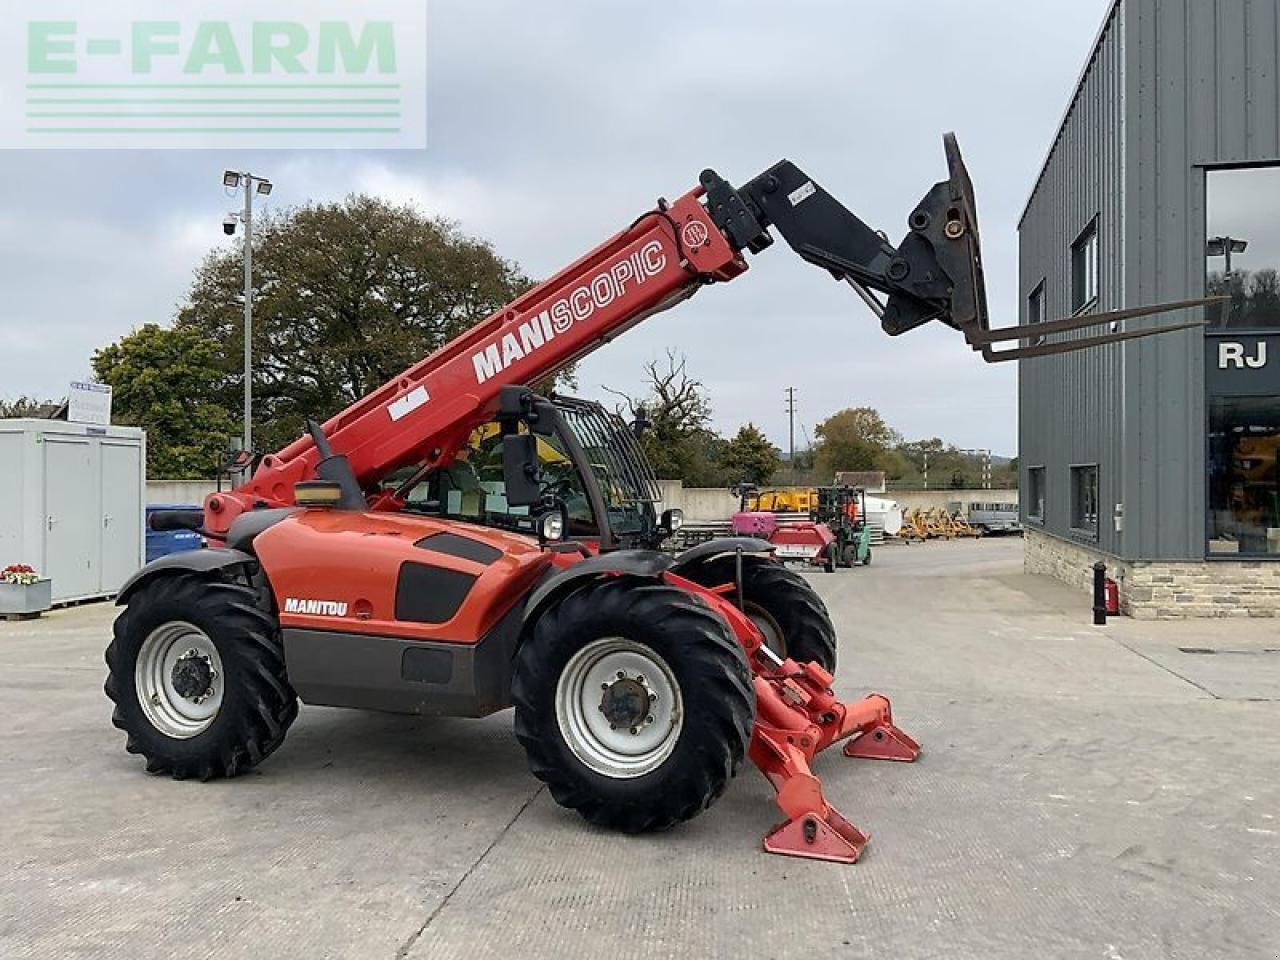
[1110,636,1220,700]
[394,785,545,959]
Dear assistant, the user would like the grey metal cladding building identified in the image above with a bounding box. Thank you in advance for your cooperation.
[1019,0,1280,616]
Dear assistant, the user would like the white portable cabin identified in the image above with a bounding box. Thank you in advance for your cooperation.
[0,419,145,603]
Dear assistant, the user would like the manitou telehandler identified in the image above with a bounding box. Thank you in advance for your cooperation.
[107,135,1216,864]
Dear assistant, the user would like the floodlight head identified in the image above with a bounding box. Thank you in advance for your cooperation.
[256,180,273,196]
[1231,238,1249,254]
[1207,238,1226,257]
[222,170,241,188]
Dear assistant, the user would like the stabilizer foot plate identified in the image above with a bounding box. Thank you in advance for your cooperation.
[763,808,869,864]
[843,721,921,762]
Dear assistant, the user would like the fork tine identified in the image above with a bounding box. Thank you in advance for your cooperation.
[979,320,1207,363]
[970,296,1228,346]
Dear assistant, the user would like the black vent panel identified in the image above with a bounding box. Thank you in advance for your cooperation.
[414,532,503,565]
[395,562,477,624]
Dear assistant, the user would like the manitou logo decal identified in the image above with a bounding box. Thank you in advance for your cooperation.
[1219,341,1268,370]
[283,597,348,617]
[471,240,667,384]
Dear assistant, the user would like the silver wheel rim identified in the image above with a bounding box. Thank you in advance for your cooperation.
[747,606,786,659]
[135,621,224,739]
[555,637,683,779]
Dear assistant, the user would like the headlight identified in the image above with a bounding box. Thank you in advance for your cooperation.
[666,508,684,532]
[540,511,565,542]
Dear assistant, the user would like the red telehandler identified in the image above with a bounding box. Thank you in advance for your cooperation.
[107,136,1214,863]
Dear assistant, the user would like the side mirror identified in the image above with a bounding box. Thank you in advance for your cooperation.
[502,434,542,507]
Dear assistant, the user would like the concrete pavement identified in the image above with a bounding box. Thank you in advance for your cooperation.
[2,538,1277,959]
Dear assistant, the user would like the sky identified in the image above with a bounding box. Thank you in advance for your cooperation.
[0,0,1117,458]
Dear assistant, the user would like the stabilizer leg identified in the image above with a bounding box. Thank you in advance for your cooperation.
[752,722,870,863]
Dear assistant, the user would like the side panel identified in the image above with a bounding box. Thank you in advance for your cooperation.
[254,510,553,643]
[282,602,524,717]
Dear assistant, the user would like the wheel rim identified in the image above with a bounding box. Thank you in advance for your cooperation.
[555,637,683,779]
[746,604,786,658]
[135,621,224,739]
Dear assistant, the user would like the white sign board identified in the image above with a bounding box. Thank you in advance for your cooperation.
[67,381,112,425]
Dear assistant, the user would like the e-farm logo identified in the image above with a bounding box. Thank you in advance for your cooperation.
[3,2,426,149]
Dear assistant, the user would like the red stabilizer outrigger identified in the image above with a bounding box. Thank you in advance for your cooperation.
[752,664,920,863]
[672,572,921,864]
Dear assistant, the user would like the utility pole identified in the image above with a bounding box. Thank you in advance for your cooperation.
[221,170,274,459]
[922,451,929,490]
[784,387,797,464]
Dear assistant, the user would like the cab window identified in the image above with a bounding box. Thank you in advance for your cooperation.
[400,422,599,537]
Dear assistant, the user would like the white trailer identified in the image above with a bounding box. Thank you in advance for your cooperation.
[0,419,145,603]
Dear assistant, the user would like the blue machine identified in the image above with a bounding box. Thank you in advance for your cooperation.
[145,504,206,563]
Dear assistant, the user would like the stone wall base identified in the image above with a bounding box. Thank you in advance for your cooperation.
[1024,528,1280,619]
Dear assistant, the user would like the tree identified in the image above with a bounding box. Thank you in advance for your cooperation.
[93,324,239,478]
[607,350,725,485]
[719,423,780,486]
[0,396,61,418]
[173,195,534,453]
[813,407,901,479]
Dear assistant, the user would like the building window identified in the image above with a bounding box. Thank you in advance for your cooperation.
[1208,397,1280,555]
[1071,220,1099,313]
[1207,165,1280,329]
[1027,280,1046,345]
[1026,466,1045,521]
[1070,465,1099,536]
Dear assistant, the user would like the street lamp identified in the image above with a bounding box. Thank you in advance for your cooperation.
[1207,235,1249,279]
[221,170,273,460]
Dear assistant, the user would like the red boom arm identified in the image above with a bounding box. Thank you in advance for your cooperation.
[203,188,745,536]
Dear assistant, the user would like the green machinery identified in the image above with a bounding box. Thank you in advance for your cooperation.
[814,486,871,568]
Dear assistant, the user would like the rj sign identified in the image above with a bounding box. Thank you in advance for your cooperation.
[2,1,426,149]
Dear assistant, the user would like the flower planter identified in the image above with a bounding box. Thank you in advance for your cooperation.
[0,579,53,619]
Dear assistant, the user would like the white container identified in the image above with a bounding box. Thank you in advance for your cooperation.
[0,419,145,604]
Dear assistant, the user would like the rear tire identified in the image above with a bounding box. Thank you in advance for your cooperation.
[512,580,754,833]
[685,557,837,673]
[105,573,297,780]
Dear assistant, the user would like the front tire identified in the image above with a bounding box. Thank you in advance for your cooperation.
[686,558,837,673]
[105,573,297,780]
[512,580,754,833]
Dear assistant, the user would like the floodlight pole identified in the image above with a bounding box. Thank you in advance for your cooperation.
[242,175,253,456]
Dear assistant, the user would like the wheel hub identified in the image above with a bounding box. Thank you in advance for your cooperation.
[135,621,225,739]
[555,637,683,778]
[170,649,216,702]
[598,674,655,733]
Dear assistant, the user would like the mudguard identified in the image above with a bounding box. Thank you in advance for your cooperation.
[116,547,257,604]
[669,536,776,575]
[521,549,675,628]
